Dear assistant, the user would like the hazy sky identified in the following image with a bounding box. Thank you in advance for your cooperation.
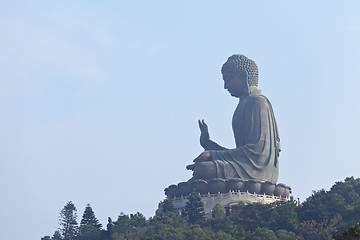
[1,1,360,239]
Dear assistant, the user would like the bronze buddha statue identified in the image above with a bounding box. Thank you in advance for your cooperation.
[187,54,280,184]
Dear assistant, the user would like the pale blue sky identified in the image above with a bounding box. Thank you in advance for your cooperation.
[1,1,360,239]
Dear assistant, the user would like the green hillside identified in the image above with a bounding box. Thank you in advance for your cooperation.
[42,177,360,240]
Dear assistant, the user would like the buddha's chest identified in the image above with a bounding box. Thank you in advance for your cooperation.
[232,101,247,145]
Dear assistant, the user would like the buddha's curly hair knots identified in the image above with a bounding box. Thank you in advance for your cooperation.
[221,54,259,86]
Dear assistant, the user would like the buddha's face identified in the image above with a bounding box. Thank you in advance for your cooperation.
[222,71,246,98]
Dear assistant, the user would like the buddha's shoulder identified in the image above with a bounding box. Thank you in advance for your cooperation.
[246,93,269,104]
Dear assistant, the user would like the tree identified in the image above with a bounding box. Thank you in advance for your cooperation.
[297,177,360,234]
[107,212,148,239]
[297,219,337,240]
[130,212,146,227]
[41,236,51,240]
[183,191,205,224]
[114,212,132,233]
[275,229,301,240]
[77,204,102,240]
[145,211,188,239]
[161,198,175,213]
[203,217,240,238]
[80,204,102,230]
[334,222,360,240]
[230,202,271,231]
[52,230,62,240]
[76,225,102,240]
[185,224,236,240]
[270,201,298,232]
[244,227,277,240]
[212,203,226,219]
[58,201,78,240]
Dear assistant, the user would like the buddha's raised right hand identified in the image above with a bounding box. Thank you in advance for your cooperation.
[199,119,210,149]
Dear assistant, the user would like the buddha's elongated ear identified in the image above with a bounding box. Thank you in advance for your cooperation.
[241,70,250,94]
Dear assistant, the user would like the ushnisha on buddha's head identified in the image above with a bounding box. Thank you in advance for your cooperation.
[221,54,259,98]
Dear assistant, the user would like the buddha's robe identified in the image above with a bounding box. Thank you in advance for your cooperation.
[200,90,280,184]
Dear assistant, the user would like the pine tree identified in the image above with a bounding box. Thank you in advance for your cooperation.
[58,201,78,240]
[80,204,102,230]
[77,204,103,240]
[184,191,205,224]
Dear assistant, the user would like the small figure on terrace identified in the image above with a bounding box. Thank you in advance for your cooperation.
[186,54,280,184]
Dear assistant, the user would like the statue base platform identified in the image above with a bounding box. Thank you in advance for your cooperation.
[157,190,288,218]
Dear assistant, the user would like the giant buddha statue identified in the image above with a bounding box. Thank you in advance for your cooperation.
[159,54,289,216]
[186,54,280,184]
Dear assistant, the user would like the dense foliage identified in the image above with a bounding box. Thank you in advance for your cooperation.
[42,177,360,240]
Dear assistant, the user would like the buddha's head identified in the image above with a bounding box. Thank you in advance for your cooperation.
[221,54,258,98]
